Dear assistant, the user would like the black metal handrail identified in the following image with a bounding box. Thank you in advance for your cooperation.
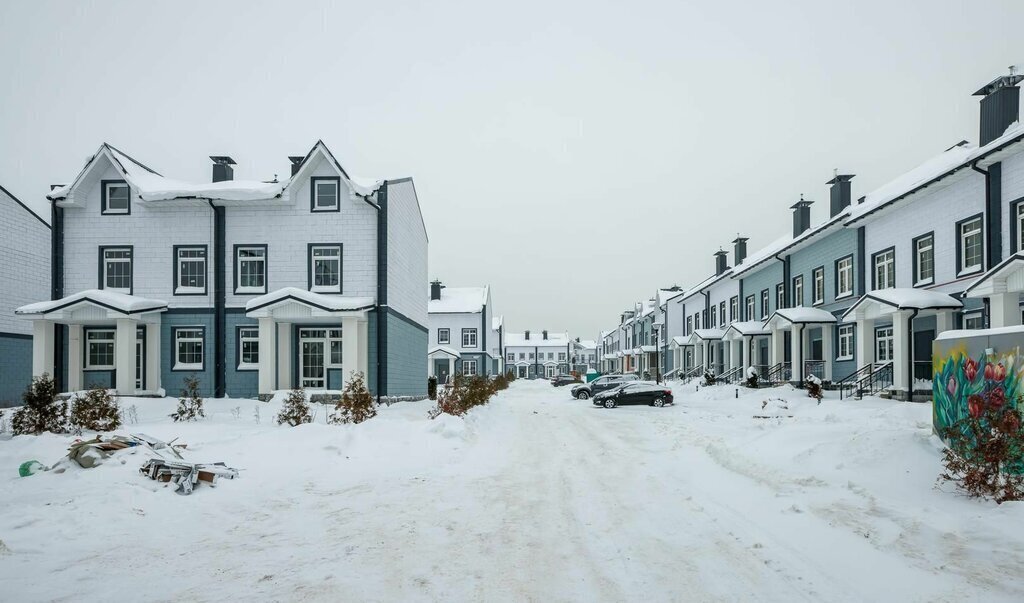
[804,359,825,381]
[680,364,705,384]
[851,362,893,399]
[719,366,742,384]
[765,362,791,385]
[837,363,877,400]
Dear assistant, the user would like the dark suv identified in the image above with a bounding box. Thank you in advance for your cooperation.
[550,375,578,387]
[570,374,638,399]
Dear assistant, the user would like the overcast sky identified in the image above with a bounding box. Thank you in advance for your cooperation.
[3,0,1023,339]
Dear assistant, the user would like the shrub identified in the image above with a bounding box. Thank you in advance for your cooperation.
[745,366,759,389]
[701,370,717,387]
[493,373,509,391]
[12,373,68,435]
[329,372,377,425]
[70,386,121,433]
[939,391,1024,503]
[429,374,496,419]
[805,374,823,403]
[170,376,205,422]
[277,388,312,426]
[506,370,516,382]
[428,376,438,401]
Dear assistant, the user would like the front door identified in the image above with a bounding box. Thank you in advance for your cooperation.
[517,365,527,378]
[299,328,326,389]
[435,359,450,384]
[135,327,145,391]
[913,328,935,382]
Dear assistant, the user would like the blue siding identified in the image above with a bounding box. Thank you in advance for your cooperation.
[161,311,216,398]
[385,310,427,397]
[788,227,859,309]
[0,334,32,407]
[225,309,258,398]
[739,262,784,320]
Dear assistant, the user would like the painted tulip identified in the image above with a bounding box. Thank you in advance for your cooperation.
[946,376,958,397]
[989,386,1006,408]
[1003,411,1021,433]
[964,358,978,381]
[968,394,985,419]
[994,362,1007,381]
[984,362,994,381]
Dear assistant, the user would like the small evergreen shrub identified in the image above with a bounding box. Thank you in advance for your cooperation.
[805,374,823,402]
[277,388,313,426]
[12,373,68,435]
[70,386,121,433]
[939,391,1024,503]
[701,370,717,387]
[170,376,205,422]
[428,376,438,401]
[329,372,377,425]
[493,373,509,391]
[744,366,759,389]
[429,374,496,419]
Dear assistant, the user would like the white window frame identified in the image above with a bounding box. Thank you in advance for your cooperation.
[238,327,259,369]
[102,181,130,215]
[462,359,478,376]
[959,217,983,276]
[792,276,803,307]
[312,178,340,212]
[462,328,478,348]
[836,325,854,361]
[836,256,853,298]
[438,328,450,344]
[875,327,894,363]
[235,246,267,294]
[102,247,132,293]
[507,352,514,362]
[173,328,205,371]
[1017,203,1024,253]
[730,297,738,322]
[964,313,984,330]
[327,328,344,368]
[558,352,566,361]
[745,296,755,321]
[85,329,116,370]
[874,249,895,290]
[812,267,825,305]
[175,246,207,295]
[310,245,342,293]
[914,235,934,286]
[760,290,769,318]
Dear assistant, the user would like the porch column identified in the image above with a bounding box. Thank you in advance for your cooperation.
[146,322,160,393]
[114,318,136,395]
[67,325,83,392]
[277,322,292,389]
[891,310,911,397]
[855,318,874,369]
[821,325,834,382]
[357,318,369,378]
[790,324,804,383]
[340,316,368,387]
[935,310,954,335]
[732,339,743,371]
[989,292,1020,328]
[770,327,785,367]
[258,317,276,396]
[31,319,54,379]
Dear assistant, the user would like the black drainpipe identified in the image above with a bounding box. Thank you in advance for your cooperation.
[971,161,1000,270]
[207,200,226,398]
[51,199,65,391]
[773,253,789,307]
[375,184,388,402]
[907,309,919,401]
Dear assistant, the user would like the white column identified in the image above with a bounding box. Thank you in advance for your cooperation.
[114,318,136,395]
[732,339,742,371]
[67,325,83,392]
[989,292,1020,328]
[892,310,911,397]
[935,310,954,335]
[855,318,874,369]
[31,319,54,379]
[357,318,369,378]
[258,317,276,396]
[277,322,292,389]
[146,322,160,394]
[341,315,362,386]
[822,324,834,381]
[771,327,785,367]
[790,325,803,383]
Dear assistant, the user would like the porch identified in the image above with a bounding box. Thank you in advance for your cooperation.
[763,307,838,383]
[963,252,1024,327]
[722,321,771,380]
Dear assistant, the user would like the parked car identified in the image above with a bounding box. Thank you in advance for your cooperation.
[551,374,578,387]
[592,382,674,408]
[571,374,638,399]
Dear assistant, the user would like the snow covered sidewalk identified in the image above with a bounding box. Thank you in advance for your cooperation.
[0,381,1022,601]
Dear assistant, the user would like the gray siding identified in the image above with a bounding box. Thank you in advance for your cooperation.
[162,311,216,398]
[225,309,258,398]
[738,262,784,320]
[385,310,428,397]
[0,334,32,407]
[788,228,859,309]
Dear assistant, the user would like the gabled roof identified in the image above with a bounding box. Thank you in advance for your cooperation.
[731,209,851,279]
[963,251,1024,297]
[428,346,461,358]
[722,321,771,339]
[245,287,375,314]
[428,286,488,314]
[505,331,570,347]
[16,289,167,316]
[841,288,962,321]
[0,183,49,228]
[764,307,838,329]
[688,328,725,343]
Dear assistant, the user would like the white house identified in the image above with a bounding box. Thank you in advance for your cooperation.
[0,184,50,406]
[505,329,571,378]
[17,141,428,400]
[570,338,597,373]
[427,281,496,382]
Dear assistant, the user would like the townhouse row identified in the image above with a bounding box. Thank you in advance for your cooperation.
[600,71,1024,400]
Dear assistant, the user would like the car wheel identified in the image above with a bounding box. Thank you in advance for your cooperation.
[603,399,616,409]
[652,397,665,407]
[577,391,590,400]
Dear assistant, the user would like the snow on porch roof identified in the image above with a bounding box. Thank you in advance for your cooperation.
[963,252,1024,297]
[671,335,692,347]
[764,307,838,329]
[841,288,962,321]
[688,328,725,343]
[428,346,461,358]
[723,320,771,339]
[245,287,375,314]
[16,289,167,316]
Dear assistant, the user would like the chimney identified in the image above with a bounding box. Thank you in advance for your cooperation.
[826,174,855,217]
[732,235,748,266]
[429,280,443,301]
[714,249,728,276]
[210,156,236,182]
[525,330,530,340]
[575,337,580,342]
[542,330,548,340]
[974,69,1023,146]
[790,196,813,237]
[288,156,304,177]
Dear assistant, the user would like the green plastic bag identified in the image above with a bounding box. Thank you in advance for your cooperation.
[18,460,45,477]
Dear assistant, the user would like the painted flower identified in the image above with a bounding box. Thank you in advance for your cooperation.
[994,362,1007,382]
[984,362,995,381]
[1002,411,1021,433]
[968,394,985,419]
[964,358,978,381]
[989,386,1006,409]
[946,375,958,397]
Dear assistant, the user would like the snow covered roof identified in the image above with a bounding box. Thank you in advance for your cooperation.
[492,315,504,330]
[764,307,838,329]
[963,252,1024,297]
[245,287,375,314]
[688,328,725,343]
[676,272,730,302]
[428,346,461,358]
[671,335,692,347]
[428,286,488,314]
[574,339,597,349]
[504,331,570,348]
[657,288,686,306]
[723,321,771,339]
[841,288,963,321]
[936,324,1024,341]
[731,209,850,279]
[16,289,167,317]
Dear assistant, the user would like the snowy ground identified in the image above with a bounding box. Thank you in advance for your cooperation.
[1,380,1022,602]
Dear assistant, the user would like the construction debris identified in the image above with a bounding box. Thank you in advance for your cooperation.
[140,459,238,495]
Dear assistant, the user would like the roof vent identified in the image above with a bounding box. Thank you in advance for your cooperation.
[210,156,236,183]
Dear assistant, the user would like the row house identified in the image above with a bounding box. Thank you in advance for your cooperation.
[505,329,571,378]
[0,185,50,406]
[570,338,598,374]
[17,141,429,400]
[426,281,497,382]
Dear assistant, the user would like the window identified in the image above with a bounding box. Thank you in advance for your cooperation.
[438,328,450,344]
[101,180,130,215]
[85,329,115,369]
[730,296,738,322]
[875,327,894,363]
[462,359,477,376]
[174,246,207,295]
[837,325,854,360]
[328,328,343,366]
[776,283,786,310]
[710,305,717,328]
[238,327,259,369]
[519,352,526,360]
[694,313,701,330]
[528,352,534,360]
[958,216,983,275]
[559,352,566,361]
[235,246,267,294]
[745,295,755,321]
[309,244,342,292]
[547,352,554,360]
[912,234,934,286]
[507,352,514,362]
[812,267,825,305]
[719,301,726,325]
[310,177,340,212]
[686,316,693,335]
[100,246,133,293]
[964,313,984,330]
[173,328,205,371]
[462,328,478,348]
[872,248,895,290]
[836,256,854,298]
[792,276,803,307]
[1016,201,1024,253]
[760,289,769,318]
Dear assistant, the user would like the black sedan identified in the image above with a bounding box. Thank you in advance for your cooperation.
[592,382,673,408]
[550,374,579,387]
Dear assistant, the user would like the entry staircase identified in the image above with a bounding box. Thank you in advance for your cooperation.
[837,362,893,400]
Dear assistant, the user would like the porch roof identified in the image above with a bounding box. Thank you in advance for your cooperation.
[245,287,375,318]
[671,335,692,347]
[634,345,657,354]
[688,328,725,343]
[428,346,461,358]
[963,252,1024,297]
[841,288,962,321]
[764,307,837,329]
[16,289,167,320]
[723,320,771,340]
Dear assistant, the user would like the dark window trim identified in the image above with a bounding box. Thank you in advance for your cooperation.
[729,296,738,322]
[745,295,755,321]
[172,244,209,296]
[233,244,269,295]
[1011,197,1024,254]
[910,232,935,288]
[955,212,985,276]
[776,282,786,310]
[83,326,117,371]
[235,324,259,371]
[871,246,896,290]
[834,254,855,299]
[306,242,344,293]
[100,179,130,215]
[97,245,134,295]
[438,328,450,344]
[812,265,825,306]
[760,289,769,318]
[791,274,803,307]
[461,327,478,348]
[310,176,342,212]
[171,325,206,372]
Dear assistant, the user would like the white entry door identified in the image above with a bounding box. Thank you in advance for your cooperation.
[299,328,343,389]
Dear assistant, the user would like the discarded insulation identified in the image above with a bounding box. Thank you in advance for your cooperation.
[140,459,239,495]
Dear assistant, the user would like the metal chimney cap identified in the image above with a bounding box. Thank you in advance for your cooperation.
[210,156,236,165]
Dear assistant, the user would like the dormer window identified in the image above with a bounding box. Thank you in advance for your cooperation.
[102,180,130,215]
[311,177,340,212]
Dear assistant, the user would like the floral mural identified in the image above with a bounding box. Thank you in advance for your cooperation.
[933,335,1023,440]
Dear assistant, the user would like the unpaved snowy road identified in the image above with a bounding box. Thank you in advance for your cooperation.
[2,380,1022,602]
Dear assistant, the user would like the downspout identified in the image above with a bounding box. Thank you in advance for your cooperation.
[971,161,996,269]
[906,308,920,400]
[51,199,65,391]
[374,183,388,403]
[206,200,226,398]
[773,253,789,307]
